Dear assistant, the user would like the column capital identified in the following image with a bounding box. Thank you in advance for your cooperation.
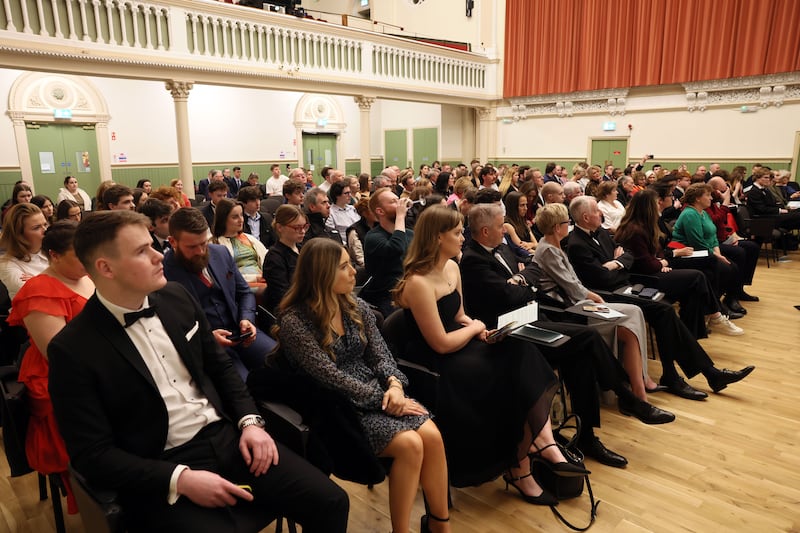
[354,95,376,110]
[476,106,492,120]
[165,80,194,100]
[7,110,25,125]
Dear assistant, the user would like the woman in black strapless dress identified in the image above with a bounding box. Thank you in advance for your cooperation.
[395,206,587,506]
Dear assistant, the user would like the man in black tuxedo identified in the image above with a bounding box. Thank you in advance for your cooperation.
[566,195,754,399]
[746,168,800,230]
[460,204,675,468]
[139,197,173,254]
[48,210,348,533]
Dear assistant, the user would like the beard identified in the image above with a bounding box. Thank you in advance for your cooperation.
[175,247,209,274]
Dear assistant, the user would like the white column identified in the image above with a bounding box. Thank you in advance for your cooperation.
[476,106,494,163]
[354,95,375,175]
[10,111,34,185]
[165,80,195,198]
[95,114,113,182]
[462,106,476,162]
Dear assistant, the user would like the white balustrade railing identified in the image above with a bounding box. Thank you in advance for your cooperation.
[0,0,494,100]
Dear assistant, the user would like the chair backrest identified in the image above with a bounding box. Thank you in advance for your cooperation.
[260,197,283,216]
[68,464,125,533]
[380,309,409,358]
[381,310,441,414]
[0,366,33,477]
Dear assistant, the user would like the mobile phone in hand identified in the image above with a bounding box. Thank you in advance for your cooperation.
[227,331,254,342]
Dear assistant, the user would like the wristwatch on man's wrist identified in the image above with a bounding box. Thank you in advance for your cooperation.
[239,415,265,430]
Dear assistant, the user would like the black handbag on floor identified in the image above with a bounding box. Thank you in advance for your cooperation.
[532,414,600,531]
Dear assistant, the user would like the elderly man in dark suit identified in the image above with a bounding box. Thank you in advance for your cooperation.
[460,204,676,468]
[48,210,348,533]
[164,207,275,380]
[746,168,800,230]
[566,195,754,400]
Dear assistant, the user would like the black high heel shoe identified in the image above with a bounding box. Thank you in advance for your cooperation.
[530,443,590,477]
[502,471,558,506]
[420,512,450,532]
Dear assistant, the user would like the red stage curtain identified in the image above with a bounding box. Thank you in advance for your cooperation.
[503,0,800,98]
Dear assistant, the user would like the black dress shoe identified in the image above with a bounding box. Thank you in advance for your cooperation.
[726,310,745,320]
[659,377,708,400]
[723,297,747,314]
[737,291,759,302]
[580,437,628,468]
[618,396,676,424]
[707,365,755,393]
[645,384,668,393]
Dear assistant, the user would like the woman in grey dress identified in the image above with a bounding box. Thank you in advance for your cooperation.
[534,202,661,402]
[276,238,451,533]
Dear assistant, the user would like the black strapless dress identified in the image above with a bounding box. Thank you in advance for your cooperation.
[404,290,557,487]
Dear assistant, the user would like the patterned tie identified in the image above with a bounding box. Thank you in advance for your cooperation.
[198,270,213,288]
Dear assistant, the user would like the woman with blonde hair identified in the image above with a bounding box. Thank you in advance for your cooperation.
[534,203,671,406]
[277,238,451,533]
[498,166,520,199]
[595,180,625,234]
[395,206,588,507]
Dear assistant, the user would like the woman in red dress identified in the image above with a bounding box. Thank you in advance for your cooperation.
[8,220,95,514]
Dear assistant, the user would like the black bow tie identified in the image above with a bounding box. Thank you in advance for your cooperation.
[123,306,157,328]
[589,230,600,239]
[492,246,504,255]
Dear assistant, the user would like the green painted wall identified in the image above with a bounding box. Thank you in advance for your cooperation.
[110,161,300,189]
[489,159,792,172]
[0,169,23,202]
[344,158,384,177]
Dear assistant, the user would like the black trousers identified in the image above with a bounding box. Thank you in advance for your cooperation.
[777,210,800,231]
[651,267,718,339]
[720,241,759,286]
[606,294,713,380]
[125,422,349,533]
[536,317,629,430]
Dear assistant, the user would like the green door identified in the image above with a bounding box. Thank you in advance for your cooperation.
[384,129,408,169]
[27,123,100,199]
[590,139,628,170]
[302,133,337,184]
[412,128,438,171]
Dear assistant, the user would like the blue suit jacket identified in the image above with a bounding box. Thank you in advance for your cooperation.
[162,243,256,327]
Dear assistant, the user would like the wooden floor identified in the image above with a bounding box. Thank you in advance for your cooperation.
[2,251,799,533]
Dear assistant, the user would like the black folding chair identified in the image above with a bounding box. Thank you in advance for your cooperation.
[0,366,66,533]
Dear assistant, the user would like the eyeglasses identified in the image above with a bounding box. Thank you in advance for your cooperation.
[559,220,571,225]
[288,223,310,232]
[342,191,352,196]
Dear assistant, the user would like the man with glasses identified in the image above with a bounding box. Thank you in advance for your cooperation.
[326,181,360,245]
